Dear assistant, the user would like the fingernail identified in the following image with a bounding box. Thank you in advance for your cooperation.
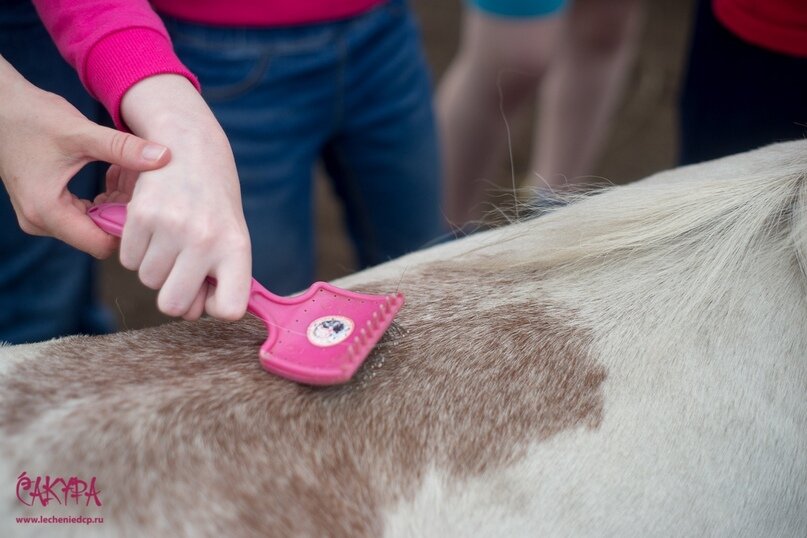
[142,144,167,162]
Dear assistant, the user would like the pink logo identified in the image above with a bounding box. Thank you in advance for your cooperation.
[16,472,102,508]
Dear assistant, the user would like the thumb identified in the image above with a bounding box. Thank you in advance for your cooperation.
[78,123,171,171]
[44,194,118,259]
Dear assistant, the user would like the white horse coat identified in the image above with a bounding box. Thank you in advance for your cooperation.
[2,141,806,537]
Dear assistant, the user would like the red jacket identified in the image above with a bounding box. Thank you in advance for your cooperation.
[713,0,807,57]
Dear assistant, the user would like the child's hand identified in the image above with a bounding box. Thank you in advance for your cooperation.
[0,56,171,259]
[119,74,252,322]
[94,164,140,205]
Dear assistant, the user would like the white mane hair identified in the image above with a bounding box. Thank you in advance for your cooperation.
[503,139,807,343]
[2,141,806,537]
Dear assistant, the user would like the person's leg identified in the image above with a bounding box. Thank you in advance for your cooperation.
[322,1,443,268]
[530,0,643,191]
[436,0,566,225]
[0,1,111,343]
[163,17,337,294]
[679,0,807,165]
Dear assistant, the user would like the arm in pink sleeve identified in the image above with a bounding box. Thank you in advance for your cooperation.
[32,0,200,128]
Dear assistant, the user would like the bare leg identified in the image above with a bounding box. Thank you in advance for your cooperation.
[437,8,565,225]
[530,0,643,192]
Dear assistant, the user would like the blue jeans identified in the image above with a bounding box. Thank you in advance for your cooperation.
[0,1,113,343]
[162,0,444,294]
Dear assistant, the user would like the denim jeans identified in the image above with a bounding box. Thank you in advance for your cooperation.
[162,0,444,294]
[0,1,113,343]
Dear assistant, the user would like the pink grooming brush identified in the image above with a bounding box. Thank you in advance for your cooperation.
[87,203,404,386]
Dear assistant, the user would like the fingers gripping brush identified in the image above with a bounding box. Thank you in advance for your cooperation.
[87,203,404,386]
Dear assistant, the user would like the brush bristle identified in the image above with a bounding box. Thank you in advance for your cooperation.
[340,293,403,366]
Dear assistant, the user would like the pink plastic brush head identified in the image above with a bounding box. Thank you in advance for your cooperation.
[250,281,404,386]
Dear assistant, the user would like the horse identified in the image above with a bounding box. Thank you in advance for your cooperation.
[2,140,806,537]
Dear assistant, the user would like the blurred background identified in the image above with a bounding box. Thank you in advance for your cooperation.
[100,0,696,330]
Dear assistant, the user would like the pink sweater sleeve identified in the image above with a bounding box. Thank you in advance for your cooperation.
[32,0,200,128]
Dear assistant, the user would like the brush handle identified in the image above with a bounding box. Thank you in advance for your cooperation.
[87,203,285,324]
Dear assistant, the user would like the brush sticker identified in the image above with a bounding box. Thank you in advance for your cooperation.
[307,316,355,347]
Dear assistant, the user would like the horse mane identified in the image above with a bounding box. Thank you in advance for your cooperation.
[447,142,807,329]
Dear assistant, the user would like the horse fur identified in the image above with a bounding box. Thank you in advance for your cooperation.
[1,141,806,537]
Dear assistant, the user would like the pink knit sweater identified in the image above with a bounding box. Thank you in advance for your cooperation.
[32,1,380,127]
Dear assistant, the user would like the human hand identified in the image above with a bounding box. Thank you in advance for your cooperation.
[0,56,171,259]
[118,74,251,321]
[94,164,139,205]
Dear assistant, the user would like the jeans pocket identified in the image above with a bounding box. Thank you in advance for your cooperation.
[200,52,272,102]
[167,24,273,102]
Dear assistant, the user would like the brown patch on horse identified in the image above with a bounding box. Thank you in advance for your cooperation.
[0,263,606,536]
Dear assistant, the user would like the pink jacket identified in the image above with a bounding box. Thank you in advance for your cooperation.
[32,1,380,127]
